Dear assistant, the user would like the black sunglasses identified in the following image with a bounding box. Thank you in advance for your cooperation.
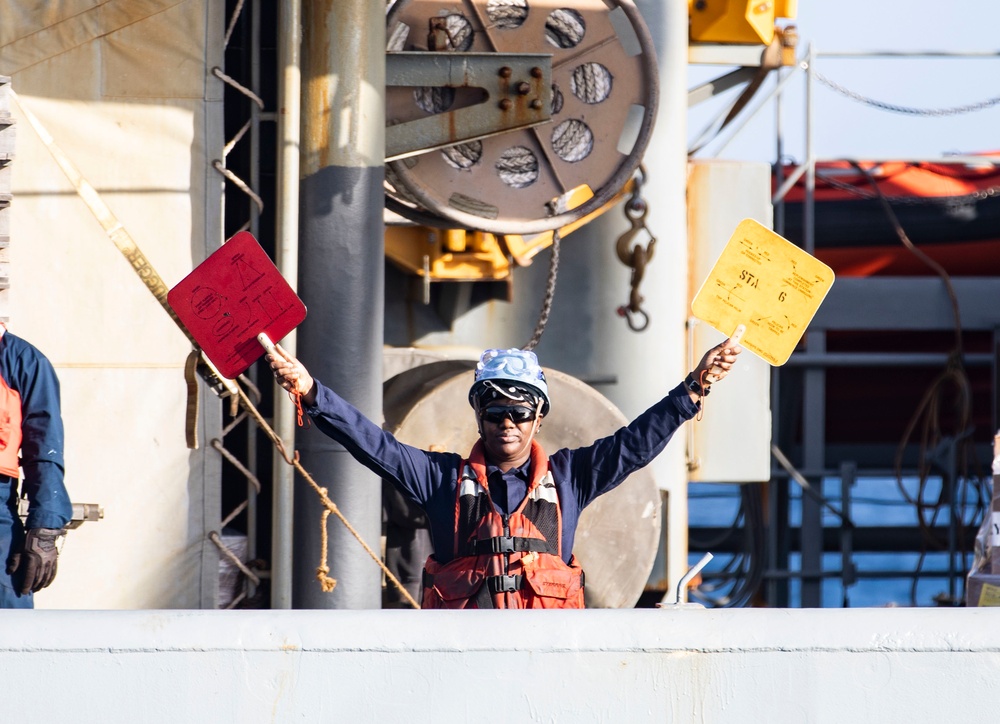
[480,405,537,424]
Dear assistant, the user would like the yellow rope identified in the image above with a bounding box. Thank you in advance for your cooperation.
[16,89,419,610]
[316,505,336,592]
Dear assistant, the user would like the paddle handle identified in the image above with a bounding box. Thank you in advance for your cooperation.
[257,332,276,355]
[705,323,745,384]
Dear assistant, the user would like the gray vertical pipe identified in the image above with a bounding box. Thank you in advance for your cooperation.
[801,330,825,606]
[271,0,302,610]
[804,43,815,256]
[774,66,785,238]
[800,43,823,607]
[295,0,384,609]
[245,0,262,596]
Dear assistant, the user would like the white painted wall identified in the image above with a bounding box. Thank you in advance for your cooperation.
[3,608,997,722]
[687,160,774,483]
[3,1,225,608]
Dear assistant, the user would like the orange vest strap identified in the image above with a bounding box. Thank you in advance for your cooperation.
[0,329,22,478]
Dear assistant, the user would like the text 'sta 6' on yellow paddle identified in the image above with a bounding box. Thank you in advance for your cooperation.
[692,218,835,367]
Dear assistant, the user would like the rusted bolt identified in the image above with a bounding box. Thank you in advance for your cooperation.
[529,99,543,110]
[498,66,512,78]
[531,66,543,79]
[515,81,531,95]
[499,98,513,111]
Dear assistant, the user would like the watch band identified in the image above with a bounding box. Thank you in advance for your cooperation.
[685,373,710,397]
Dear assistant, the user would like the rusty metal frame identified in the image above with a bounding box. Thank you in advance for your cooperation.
[386,51,552,162]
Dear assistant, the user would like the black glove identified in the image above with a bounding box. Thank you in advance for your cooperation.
[7,527,66,594]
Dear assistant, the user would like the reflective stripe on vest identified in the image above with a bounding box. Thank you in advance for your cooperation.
[457,465,559,557]
[421,441,586,610]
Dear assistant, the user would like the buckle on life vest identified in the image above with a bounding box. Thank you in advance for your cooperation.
[486,574,523,594]
[489,535,516,554]
[467,536,556,556]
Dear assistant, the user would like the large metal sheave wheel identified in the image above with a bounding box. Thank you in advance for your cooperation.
[386,0,658,235]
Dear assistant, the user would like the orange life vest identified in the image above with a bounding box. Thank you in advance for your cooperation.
[421,439,586,609]
[0,328,23,478]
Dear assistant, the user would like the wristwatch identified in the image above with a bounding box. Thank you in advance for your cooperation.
[685,373,710,397]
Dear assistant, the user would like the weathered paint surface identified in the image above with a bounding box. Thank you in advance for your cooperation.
[3,1,226,609]
[302,0,384,173]
[296,0,386,609]
[2,608,998,722]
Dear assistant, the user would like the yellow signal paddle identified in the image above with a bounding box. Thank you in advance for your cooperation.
[692,218,835,367]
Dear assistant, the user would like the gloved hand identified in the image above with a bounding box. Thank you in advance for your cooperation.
[7,527,66,594]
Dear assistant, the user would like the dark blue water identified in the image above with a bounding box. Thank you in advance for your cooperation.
[688,475,985,608]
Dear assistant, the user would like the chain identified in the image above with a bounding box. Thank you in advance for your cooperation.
[816,167,1000,207]
[615,167,655,332]
[815,71,1000,117]
[522,229,561,351]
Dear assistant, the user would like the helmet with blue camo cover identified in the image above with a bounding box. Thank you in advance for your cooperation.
[469,348,550,416]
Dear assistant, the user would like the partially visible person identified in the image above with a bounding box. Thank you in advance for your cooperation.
[268,339,740,609]
[381,479,433,608]
[0,326,72,607]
